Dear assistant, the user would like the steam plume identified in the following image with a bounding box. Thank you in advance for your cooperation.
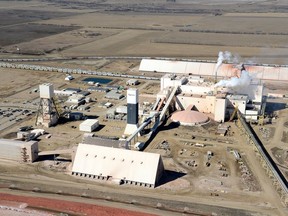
[214,70,251,89]
[215,51,236,73]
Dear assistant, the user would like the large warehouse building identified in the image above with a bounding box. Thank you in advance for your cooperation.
[0,139,38,163]
[71,144,164,187]
[139,59,288,81]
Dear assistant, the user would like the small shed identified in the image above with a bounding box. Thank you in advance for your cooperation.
[78,105,90,111]
[216,124,229,136]
[65,75,74,81]
[79,119,99,132]
[69,112,84,121]
[126,79,139,86]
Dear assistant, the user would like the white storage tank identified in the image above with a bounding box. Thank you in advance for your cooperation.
[79,119,99,132]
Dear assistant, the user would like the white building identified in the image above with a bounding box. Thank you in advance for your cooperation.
[54,90,73,96]
[71,144,164,187]
[158,72,263,122]
[116,105,127,114]
[126,79,139,86]
[105,90,124,100]
[79,119,99,132]
[139,59,288,81]
[66,94,86,105]
[65,75,74,81]
[0,139,38,163]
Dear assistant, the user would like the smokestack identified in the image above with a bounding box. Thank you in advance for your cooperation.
[124,88,139,135]
[240,64,246,72]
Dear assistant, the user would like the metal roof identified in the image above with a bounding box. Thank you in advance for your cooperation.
[78,90,90,96]
[139,59,190,73]
[80,119,98,127]
[81,136,125,148]
[64,88,81,92]
[87,87,109,92]
[105,90,124,99]
[139,59,288,81]
[0,139,37,147]
[72,144,164,185]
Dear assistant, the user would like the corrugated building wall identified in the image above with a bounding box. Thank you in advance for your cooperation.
[140,59,288,81]
[0,139,38,163]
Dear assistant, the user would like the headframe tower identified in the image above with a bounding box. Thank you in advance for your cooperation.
[35,83,59,127]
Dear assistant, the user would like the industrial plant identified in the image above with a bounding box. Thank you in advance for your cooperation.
[0,54,287,214]
[157,70,263,123]
[2,1,288,214]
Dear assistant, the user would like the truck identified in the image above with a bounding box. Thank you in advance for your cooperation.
[134,142,145,151]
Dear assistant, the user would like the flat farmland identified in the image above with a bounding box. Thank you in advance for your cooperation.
[153,32,288,48]
[0,9,77,26]
[32,11,288,63]
[0,24,79,47]
[0,1,288,63]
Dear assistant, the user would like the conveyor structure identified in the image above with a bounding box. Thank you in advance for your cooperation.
[237,111,288,207]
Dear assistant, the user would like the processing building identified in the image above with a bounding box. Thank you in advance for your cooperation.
[0,139,38,163]
[71,143,164,187]
[157,70,263,123]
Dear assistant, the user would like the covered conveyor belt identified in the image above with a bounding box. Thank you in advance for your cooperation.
[38,149,73,156]
[125,86,178,148]
[159,86,178,121]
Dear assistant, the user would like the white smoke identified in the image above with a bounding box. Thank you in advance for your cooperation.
[215,51,240,73]
[214,70,252,89]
